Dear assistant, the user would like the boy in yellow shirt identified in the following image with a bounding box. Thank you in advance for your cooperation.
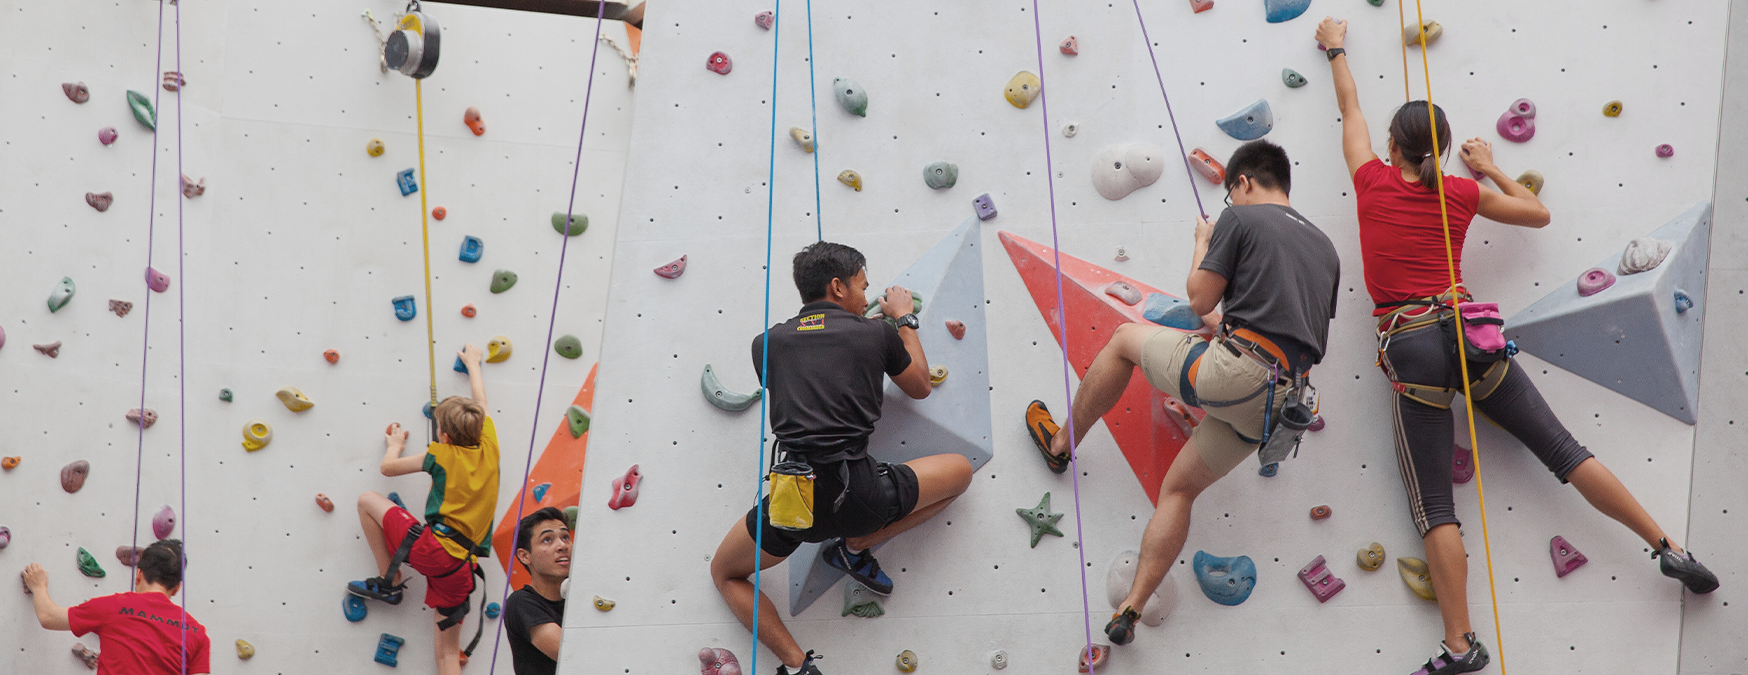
[349,344,500,675]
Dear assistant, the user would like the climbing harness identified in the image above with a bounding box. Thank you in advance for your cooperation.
[477,1,610,673]
[1374,290,1514,409]
[1395,0,1509,668]
[368,519,492,653]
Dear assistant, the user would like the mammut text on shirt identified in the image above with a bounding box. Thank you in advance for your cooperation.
[1352,158,1481,314]
[1199,203,1341,365]
[423,415,501,559]
[67,592,212,675]
[504,586,565,675]
[752,301,911,462]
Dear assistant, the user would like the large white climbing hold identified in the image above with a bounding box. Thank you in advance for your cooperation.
[1618,237,1672,275]
[1106,549,1178,627]
[1216,99,1274,141]
[1090,143,1165,201]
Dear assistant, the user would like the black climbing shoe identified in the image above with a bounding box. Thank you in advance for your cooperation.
[776,650,823,675]
[346,577,404,605]
[1104,607,1141,646]
[1654,538,1720,594]
[1027,400,1070,474]
[821,539,893,595]
[1408,633,1489,675]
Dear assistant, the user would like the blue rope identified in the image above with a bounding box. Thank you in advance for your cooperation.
[802,0,823,241]
[751,0,783,671]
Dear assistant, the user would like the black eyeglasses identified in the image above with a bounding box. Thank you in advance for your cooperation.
[1223,174,1246,208]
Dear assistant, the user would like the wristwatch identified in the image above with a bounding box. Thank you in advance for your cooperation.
[1325,47,1346,62]
[896,313,920,330]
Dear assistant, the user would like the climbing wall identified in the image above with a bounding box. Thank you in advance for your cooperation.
[0,1,635,672]
[568,1,1737,674]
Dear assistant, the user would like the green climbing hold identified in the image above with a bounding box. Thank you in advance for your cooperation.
[47,277,76,313]
[553,334,583,360]
[491,269,518,293]
[127,90,156,131]
[551,212,588,236]
[863,292,924,325]
[1016,493,1065,548]
[566,405,591,438]
[219,388,233,402]
[701,364,762,412]
[77,547,106,578]
[562,505,579,532]
[842,580,884,618]
[833,77,869,117]
[1282,68,1308,88]
[1368,0,1383,6]
[923,161,959,190]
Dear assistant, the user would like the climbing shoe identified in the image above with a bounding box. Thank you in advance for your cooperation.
[822,539,893,595]
[1026,400,1070,474]
[775,650,823,675]
[346,577,404,605]
[1654,538,1720,594]
[1104,606,1141,646]
[1409,633,1489,675]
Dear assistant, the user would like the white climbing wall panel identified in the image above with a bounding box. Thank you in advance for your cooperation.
[569,1,1735,674]
[0,1,635,672]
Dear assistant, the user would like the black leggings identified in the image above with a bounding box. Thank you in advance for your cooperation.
[1382,324,1594,537]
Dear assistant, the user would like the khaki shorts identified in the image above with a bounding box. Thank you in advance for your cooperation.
[1138,328,1291,477]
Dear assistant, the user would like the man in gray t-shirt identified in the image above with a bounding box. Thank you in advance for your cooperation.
[1024,140,1340,649]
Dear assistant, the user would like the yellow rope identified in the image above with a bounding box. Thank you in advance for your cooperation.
[1402,1,1507,668]
[415,79,439,408]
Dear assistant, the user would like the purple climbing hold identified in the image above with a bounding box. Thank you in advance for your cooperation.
[1104,281,1142,306]
[0,526,10,550]
[755,10,774,30]
[152,505,176,540]
[1308,415,1325,432]
[1297,555,1346,603]
[146,267,170,293]
[1576,267,1615,296]
[700,647,743,675]
[973,193,998,221]
[98,127,118,146]
[1549,535,1588,578]
[1451,445,1473,484]
[1656,144,1674,159]
[63,82,90,104]
[1496,100,1536,143]
[86,192,113,212]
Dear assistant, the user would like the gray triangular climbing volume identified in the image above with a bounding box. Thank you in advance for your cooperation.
[1504,202,1711,424]
[788,217,993,616]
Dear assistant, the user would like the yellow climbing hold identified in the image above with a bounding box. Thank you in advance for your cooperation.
[1603,100,1623,117]
[275,386,314,412]
[1356,542,1386,571]
[1397,557,1437,600]
[486,336,513,363]
[593,595,615,611]
[366,138,385,157]
[1004,71,1041,109]
[929,365,948,386]
[896,650,918,672]
[837,170,863,192]
[1516,170,1544,196]
[1403,21,1442,47]
[236,639,255,659]
[242,419,273,452]
[789,127,815,153]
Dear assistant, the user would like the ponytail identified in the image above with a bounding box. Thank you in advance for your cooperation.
[1389,101,1452,186]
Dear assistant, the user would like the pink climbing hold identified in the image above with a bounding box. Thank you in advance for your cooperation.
[110,300,133,317]
[61,460,90,493]
[654,255,688,279]
[35,342,62,358]
[115,546,143,565]
[700,647,743,675]
[73,643,100,669]
[754,11,774,30]
[86,192,113,212]
[1549,535,1588,578]
[945,320,966,340]
[608,464,642,511]
[161,71,185,91]
[152,505,176,540]
[1655,144,1674,159]
[1576,267,1615,296]
[63,82,90,104]
[1496,100,1537,143]
[180,175,205,198]
[1297,555,1345,603]
[707,52,733,75]
[1452,445,1474,484]
[1189,0,1214,13]
[1060,36,1079,56]
[146,267,171,293]
[1104,281,1143,306]
[98,127,118,146]
[1163,397,1197,439]
[1308,415,1325,432]
[127,408,158,429]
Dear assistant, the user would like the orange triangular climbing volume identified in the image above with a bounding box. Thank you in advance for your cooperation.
[491,363,597,591]
[999,231,1202,506]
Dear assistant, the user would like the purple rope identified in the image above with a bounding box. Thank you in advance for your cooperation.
[481,3,607,673]
[1127,0,1209,218]
[126,0,170,590]
[172,1,189,672]
[1027,2,1097,671]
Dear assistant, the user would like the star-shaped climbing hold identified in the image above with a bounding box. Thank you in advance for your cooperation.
[1016,492,1065,548]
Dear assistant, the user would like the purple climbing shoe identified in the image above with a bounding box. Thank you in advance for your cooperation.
[1409,633,1489,675]
[1654,539,1719,594]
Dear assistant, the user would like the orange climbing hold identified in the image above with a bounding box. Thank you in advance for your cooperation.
[432,206,447,220]
[1190,148,1226,184]
[1189,0,1214,13]
[464,107,486,136]
[461,304,477,318]
[2,456,18,470]
[324,349,340,364]
[316,493,335,512]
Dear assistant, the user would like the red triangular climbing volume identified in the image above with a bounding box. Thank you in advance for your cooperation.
[1000,231,1203,506]
[491,363,597,591]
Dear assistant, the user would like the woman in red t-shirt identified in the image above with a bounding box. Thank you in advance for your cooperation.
[1317,16,1717,675]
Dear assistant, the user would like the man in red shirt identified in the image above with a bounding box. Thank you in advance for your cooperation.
[23,539,211,674]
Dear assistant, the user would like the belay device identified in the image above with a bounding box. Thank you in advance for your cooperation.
[384,1,440,79]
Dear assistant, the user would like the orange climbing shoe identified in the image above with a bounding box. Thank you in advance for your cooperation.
[1104,606,1141,646]
[1026,400,1069,474]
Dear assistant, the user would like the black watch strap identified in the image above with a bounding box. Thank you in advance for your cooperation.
[1325,47,1346,62]
[898,314,919,330]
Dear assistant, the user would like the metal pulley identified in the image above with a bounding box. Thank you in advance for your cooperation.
[384,1,440,79]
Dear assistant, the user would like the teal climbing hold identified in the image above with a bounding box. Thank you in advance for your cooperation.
[1217,99,1274,140]
[219,388,234,402]
[454,355,469,374]
[387,492,407,510]
[553,334,583,359]
[552,212,587,236]
[1263,0,1313,23]
[396,168,418,196]
[1192,550,1256,606]
[127,90,156,130]
[423,401,434,419]
[834,77,869,117]
[485,602,502,619]
[923,161,959,190]
[48,277,76,313]
[374,633,405,667]
[566,405,591,437]
[459,236,483,263]
[1142,293,1204,330]
[392,295,417,321]
[491,269,518,293]
[1015,493,1065,548]
[1282,68,1308,88]
[343,595,368,622]
[701,364,762,412]
[531,482,551,502]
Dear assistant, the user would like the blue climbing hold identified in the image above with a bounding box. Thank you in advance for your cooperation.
[343,595,368,622]
[392,295,417,321]
[1674,289,1693,314]
[1192,550,1257,606]
[374,633,406,667]
[396,169,419,196]
[387,492,407,510]
[1142,293,1204,330]
[453,356,469,374]
[1263,0,1313,23]
[459,236,483,263]
[423,401,434,419]
[1504,340,1519,358]
[485,602,502,619]
[1216,99,1274,141]
[531,482,551,502]
[1258,462,1279,478]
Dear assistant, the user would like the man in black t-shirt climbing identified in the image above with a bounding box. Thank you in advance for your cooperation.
[709,242,975,675]
[1026,140,1341,649]
[503,507,570,675]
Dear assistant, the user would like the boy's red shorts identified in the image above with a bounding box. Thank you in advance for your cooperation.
[382,506,476,609]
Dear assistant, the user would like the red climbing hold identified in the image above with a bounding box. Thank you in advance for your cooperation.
[61,460,90,493]
[35,342,62,358]
[316,493,335,512]
[1309,505,1332,520]
[1308,415,1325,432]
[707,52,733,75]
[432,206,447,220]
[324,349,340,364]
[1189,0,1214,13]
[464,107,486,136]
[109,300,132,317]
[608,464,642,510]
[86,192,113,212]
[1549,535,1588,578]
[461,304,477,318]
[63,82,90,104]
[127,408,158,429]
[754,10,774,30]
[945,320,966,340]
[180,175,205,198]
[654,255,688,279]
[1189,148,1226,184]
[1060,36,1079,56]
